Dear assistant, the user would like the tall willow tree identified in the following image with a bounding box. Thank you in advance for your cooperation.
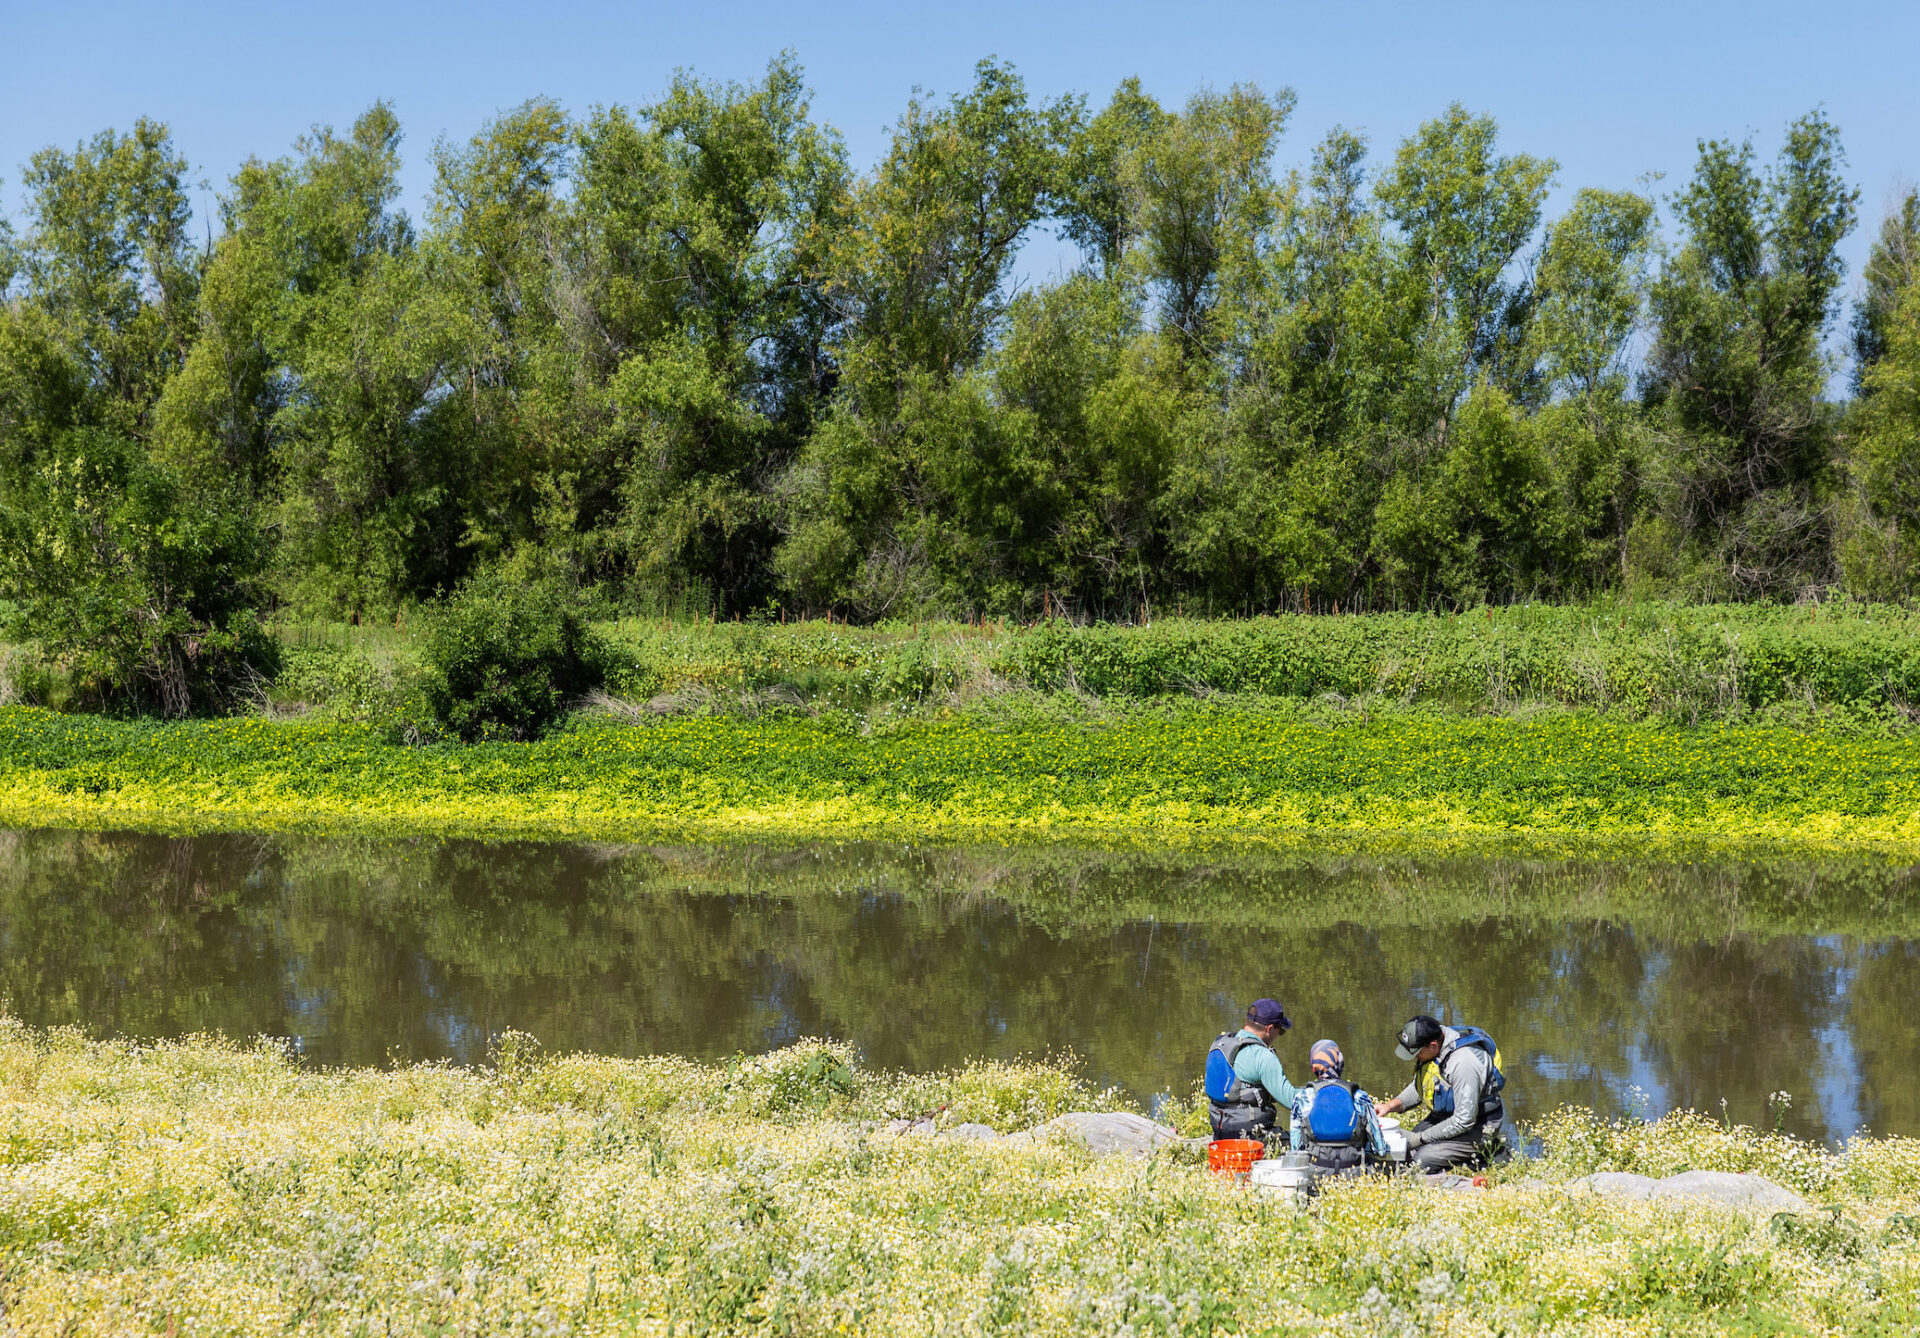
[1057,78,1168,279]
[1642,111,1857,598]
[776,60,1078,615]
[425,96,574,574]
[578,56,848,610]
[0,66,1889,652]
[1164,125,1388,607]
[15,120,199,439]
[1851,188,1920,392]
[1527,188,1657,583]
[422,55,853,613]
[1125,84,1294,364]
[1843,194,1920,595]
[0,122,273,711]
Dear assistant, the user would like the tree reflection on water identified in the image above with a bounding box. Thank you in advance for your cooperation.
[5,828,1918,1143]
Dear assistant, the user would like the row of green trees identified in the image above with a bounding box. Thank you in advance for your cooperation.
[4,55,1920,710]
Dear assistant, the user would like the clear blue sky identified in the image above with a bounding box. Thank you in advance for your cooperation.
[5,1,1916,301]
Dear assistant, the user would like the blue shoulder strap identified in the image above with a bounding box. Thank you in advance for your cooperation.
[1454,1026,1505,1090]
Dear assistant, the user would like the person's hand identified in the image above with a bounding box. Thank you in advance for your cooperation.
[1403,1129,1427,1150]
[1372,1099,1394,1116]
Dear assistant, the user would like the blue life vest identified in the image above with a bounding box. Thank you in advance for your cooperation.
[1301,1077,1365,1146]
[1423,1025,1506,1122]
[1205,1032,1280,1139]
[1206,1033,1271,1105]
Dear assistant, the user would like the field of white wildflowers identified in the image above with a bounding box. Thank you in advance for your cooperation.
[3,1020,1918,1335]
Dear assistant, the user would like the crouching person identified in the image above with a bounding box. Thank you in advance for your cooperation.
[1290,1039,1391,1171]
[1204,998,1297,1142]
[1374,1015,1507,1172]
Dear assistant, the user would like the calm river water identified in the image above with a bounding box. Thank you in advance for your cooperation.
[7,827,1919,1144]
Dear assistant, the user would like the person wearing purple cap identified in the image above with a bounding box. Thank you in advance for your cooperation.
[1288,1039,1391,1171]
[1203,998,1298,1141]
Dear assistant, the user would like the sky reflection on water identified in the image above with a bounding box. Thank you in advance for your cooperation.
[7,827,1918,1144]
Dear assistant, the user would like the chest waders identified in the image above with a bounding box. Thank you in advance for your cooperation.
[1205,1032,1278,1140]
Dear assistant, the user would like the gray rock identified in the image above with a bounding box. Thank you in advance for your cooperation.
[940,1122,1001,1141]
[1581,1171,1661,1200]
[1003,1111,1184,1156]
[1576,1169,1809,1214]
[1653,1170,1810,1214]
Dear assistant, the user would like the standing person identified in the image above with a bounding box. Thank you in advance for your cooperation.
[1203,998,1297,1140]
[1373,1015,1507,1171]
[1289,1039,1392,1171]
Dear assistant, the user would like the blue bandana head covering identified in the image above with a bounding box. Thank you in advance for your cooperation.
[1309,1039,1344,1078]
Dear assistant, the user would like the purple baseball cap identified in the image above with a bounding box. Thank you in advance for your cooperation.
[1247,998,1292,1030]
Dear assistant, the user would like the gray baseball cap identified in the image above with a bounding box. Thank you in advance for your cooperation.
[1394,1015,1443,1061]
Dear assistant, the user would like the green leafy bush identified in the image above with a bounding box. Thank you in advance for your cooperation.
[0,428,275,716]
[421,571,603,741]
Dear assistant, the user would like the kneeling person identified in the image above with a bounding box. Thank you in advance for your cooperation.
[1204,998,1297,1141]
[1374,1015,1507,1172]
[1290,1039,1391,1171]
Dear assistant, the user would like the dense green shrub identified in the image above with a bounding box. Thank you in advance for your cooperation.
[421,571,603,741]
[0,428,276,716]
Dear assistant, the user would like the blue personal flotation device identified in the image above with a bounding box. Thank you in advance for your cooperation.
[1206,1033,1265,1104]
[1424,1025,1506,1121]
[1301,1078,1365,1145]
[1205,1032,1280,1139]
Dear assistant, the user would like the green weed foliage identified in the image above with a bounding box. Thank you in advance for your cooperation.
[229,601,1920,730]
[4,1021,1920,1334]
[16,602,1920,738]
[1001,603,1920,725]
[4,697,1919,851]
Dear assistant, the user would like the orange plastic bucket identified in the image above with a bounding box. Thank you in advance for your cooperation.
[1207,1138,1265,1176]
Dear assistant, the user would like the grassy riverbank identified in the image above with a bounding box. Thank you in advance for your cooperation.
[2,1023,1917,1335]
[6,699,1920,852]
[221,602,1920,730]
[17,603,1920,728]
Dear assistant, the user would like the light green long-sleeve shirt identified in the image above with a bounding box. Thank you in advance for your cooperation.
[1230,1028,1298,1108]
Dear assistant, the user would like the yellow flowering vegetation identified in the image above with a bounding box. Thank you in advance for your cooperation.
[7,702,1920,853]
[4,1020,1920,1335]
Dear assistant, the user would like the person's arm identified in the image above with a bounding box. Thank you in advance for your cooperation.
[1288,1090,1307,1150]
[1408,1055,1482,1146]
[1376,1079,1420,1115]
[1357,1091,1391,1156]
[1234,1044,1297,1108]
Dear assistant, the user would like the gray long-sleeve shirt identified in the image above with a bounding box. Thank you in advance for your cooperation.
[1395,1031,1497,1145]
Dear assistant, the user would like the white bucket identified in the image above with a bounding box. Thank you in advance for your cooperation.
[1249,1158,1323,1194]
